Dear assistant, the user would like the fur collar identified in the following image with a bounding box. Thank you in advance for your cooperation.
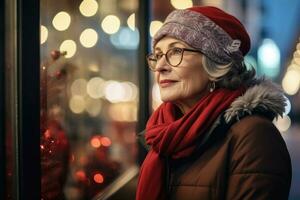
[224,78,286,123]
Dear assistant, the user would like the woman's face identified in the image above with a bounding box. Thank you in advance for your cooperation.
[154,37,210,107]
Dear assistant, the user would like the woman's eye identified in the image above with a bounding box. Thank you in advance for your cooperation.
[155,54,163,59]
[169,48,182,56]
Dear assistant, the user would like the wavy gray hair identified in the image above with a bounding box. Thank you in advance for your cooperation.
[202,56,256,90]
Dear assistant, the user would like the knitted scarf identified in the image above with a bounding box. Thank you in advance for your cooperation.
[136,87,245,200]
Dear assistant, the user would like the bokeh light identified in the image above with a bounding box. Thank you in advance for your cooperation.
[108,103,138,122]
[71,79,87,96]
[79,0,98,17]
[170,0,193,9]
[282,69,300,95]
[69,95,86,114]
[258,39,280,78]
[101,137,112,147]
[127,13,135,31]
[150,21,163,37]
[284,96,292,116]
[110,27,139,50]
[87,77,105,99]
[101,15,120,34]
[79,28,98,48]
[93,173,104,184]
[88,64,100,72]
[85,97,102,117]
[75,170,86,181]
[40,25,48,44]
[104,81,126,103]
[52,11,71,31]
[273,115,292,132]
[90,136,101,148]
[59,40,77,58]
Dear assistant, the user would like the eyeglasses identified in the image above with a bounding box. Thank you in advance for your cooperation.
[146,47,202,71]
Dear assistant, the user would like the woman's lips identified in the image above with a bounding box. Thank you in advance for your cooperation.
[159,80,178,88]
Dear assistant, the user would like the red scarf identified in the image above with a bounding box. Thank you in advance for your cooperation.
[136,88,245,200]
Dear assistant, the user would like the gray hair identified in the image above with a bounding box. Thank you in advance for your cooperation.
[202,56,256,90]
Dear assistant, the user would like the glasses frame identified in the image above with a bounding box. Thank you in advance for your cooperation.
[146,47,203,71]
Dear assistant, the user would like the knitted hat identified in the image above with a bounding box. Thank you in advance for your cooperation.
[153,6,251,64]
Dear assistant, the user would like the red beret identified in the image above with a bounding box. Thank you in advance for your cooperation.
[153,6,251,64]
[188,6,251,56]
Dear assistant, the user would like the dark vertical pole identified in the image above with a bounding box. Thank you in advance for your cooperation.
[0,0,5,198]
[17,0,40,199]
[137,0,150,164]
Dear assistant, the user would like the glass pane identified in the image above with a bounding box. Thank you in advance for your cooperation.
[4,0,17,199]
[40,0,139,199]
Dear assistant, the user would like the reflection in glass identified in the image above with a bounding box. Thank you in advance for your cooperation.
[41,0,138,199]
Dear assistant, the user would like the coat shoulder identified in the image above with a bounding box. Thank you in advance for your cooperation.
[227,115,291,180]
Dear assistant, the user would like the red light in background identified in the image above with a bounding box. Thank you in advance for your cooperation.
[90,136,101,148]
[75,170,86,181]
[101,137,111,147]
[93,173,104,184]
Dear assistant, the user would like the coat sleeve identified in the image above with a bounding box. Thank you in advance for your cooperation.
[226,116,292,200]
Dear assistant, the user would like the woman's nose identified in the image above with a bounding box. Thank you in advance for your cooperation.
[155,56,172,72]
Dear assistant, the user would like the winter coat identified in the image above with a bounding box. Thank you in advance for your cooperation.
[138,80,292,200]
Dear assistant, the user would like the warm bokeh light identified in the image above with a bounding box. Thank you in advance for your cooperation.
[202,0,222,7]
[150,21,163,37]
[71,79,87,96]
[101,15,120,34]
[108,103,138,122]
[93,173,104,184]
[52,11,71,31]
[79,0,98,17]
[75,170,86,181]
[69,95,86,114]
[101,137,112,147]
[90,136,101,148]
[79,28,98,48]
[152,83,163,110]
[59,40,77,58]
[40,25,48,44]
[88,64,100,72]
[87,77,105,99]
[103,81,138,103]
[273,115,292,132]
[120,82,138,102]
[127,13,135,31]
[282,69,300,95]
[104,81,126,103]
[170,0,193,9]
[85,97,102,117]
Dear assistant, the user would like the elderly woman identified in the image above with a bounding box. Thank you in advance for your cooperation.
[136,6,292,200]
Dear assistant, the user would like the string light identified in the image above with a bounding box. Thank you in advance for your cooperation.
[79,0,98,17]
[149,21,163,37]
[79,28,98,48]
[52,11,71,31]
[101,15,120,34]
[40,25,48,44]
[59,40,77,58]
[170,0,193,9]
[127,13,135,31]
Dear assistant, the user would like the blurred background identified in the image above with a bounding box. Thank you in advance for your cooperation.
[2,0,300,199]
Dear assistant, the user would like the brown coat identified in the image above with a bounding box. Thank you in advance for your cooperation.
[166,115,291,200]
[138,80,292,200]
